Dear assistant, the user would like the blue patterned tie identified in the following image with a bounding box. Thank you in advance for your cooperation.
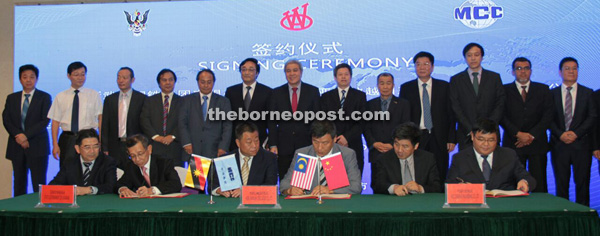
[481,155,491,183]
[202,95,208,121]
[381,100,388,112]
[340,90,346,108]
[564,87,573,130]
[21,94,30,130]
[82,162,92,186]
[422,83,433,130]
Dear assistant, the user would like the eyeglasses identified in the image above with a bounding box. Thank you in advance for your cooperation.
[514,66,531,71]
[415,62,431,67]
[81,144,100,151]
[241,68,256,73]
[129,150,147,159]
[475,137,497,144]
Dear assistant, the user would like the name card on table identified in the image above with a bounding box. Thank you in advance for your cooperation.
[35,185,79,208]
[443,183,488,208]
[238,186,281,209]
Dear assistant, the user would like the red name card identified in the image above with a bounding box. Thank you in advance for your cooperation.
[241,186,278,205]
[446,183,485,204]
[40,185,75,204]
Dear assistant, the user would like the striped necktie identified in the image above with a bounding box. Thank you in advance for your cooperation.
[82,162,92,186]
[21,94,30,130]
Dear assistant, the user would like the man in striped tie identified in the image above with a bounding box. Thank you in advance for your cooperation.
[49,129,117,195]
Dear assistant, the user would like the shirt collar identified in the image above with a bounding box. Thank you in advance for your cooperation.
[23,88,36,97]
[418,78,432,87]
[120,89,133,98]
[515,80,530,89]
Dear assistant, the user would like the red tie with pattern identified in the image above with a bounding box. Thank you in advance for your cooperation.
[163,95,169,136]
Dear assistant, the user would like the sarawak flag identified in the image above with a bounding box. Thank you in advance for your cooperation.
[185,154,212,191]
[321,152,349,190]
[291,153,318,190]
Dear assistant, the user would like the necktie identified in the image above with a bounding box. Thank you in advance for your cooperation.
[71,90,80,132]
[163,94,169,135]
[82,162,92,186]
[291,87,298,113]
[402,159,413,185]
[381,100,388,112]
[142,166,151,187]
[118,93,128,137]
[481,155,491,183]
[422,83,433,130]
[564,87,573,130]
[202,96,208,121]
[244,86,252,111]
[319,161,327,186]
[340,90,346,108]
[241,156,250,185]
[21,94,30,130]
[472,72,479,96]
[521,86,527,102]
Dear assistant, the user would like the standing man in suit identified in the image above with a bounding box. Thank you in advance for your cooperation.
[47,61,103,168]
[117,134,181,197]
[447,119,536,191]
[281,121,362,195]
[593,90,600,175]
[180,69,232,160]
[449,43,505,150]
[372,123,441,195]
[268,60,320,180]
[500,57,553,192]
[140,69,184,166]
[49,129,117,195]
[365,72,410,182]
[212,122,278,197]
[101,67,146,169]
[400,51,456,180]
[225,58,272,150]
[550,57,596,206]
[320,63,367,175]
[2,64,52,196]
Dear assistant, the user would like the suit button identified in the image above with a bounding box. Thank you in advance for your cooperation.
[292,132,295,135]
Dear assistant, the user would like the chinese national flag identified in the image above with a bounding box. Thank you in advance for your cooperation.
[321,152,349,190]
[185,154,212,190]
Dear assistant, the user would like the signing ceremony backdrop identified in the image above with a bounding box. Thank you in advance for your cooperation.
[13,0,600,209]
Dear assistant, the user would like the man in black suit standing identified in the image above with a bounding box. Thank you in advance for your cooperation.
[365,72,410,182]
[372,123,442,195]
[500,57,553,192]
[140,69,184,166]
[550,57,596,206]
[117,134,181,197]
[49,129,117,195]
[320,63,367,175]
[400,52,456,180]
[225,58,272,150]
[2,64,52,196]
[449,43,505,150]
[101,67,146,169]
[447,119,536,191]
[268,60,320,180]
[212,122,278,197]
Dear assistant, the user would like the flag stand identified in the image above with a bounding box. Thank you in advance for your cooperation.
[316,156,323,205]
[208,159,215,205]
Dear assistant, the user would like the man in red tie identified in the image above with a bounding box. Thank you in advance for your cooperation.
[117,134,181,197]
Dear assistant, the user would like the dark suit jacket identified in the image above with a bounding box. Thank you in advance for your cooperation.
[268,82,320,156]
[501,82,553,154]
[212,148,278,191]
[447,147,536,190]
[364,96,410,162]
[225,83,272,150]
[179,92,232,158]
[449,69,505,145]
[320,87,367,163]
[101,90,146,156]
[372,149,442,194]
[49,153,117,194]
[116,155,182,194]
[400,78,456,146]
[140,93,184,162]
[594,90,600,151]
[550,84,597,151]
[2,89,51,159]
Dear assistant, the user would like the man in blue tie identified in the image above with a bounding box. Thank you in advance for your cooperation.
[447,118,535,192]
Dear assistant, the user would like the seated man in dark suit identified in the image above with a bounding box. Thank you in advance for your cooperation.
[447,118,536,191]
[280,120,362,196]
[49,129,116,195]
[117,134,181,197]
[372,123,441,195]
[212,122,278,197]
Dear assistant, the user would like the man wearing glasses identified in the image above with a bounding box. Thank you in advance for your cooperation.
[500,57,553,192]
[49,129,116,195]
[447,119,535,192]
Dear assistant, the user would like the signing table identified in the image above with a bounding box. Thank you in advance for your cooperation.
[0,193,597,236]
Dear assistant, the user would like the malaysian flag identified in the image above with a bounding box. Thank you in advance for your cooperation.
[291,153,318,190]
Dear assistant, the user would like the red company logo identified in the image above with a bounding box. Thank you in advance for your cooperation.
[280,3,313,31]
